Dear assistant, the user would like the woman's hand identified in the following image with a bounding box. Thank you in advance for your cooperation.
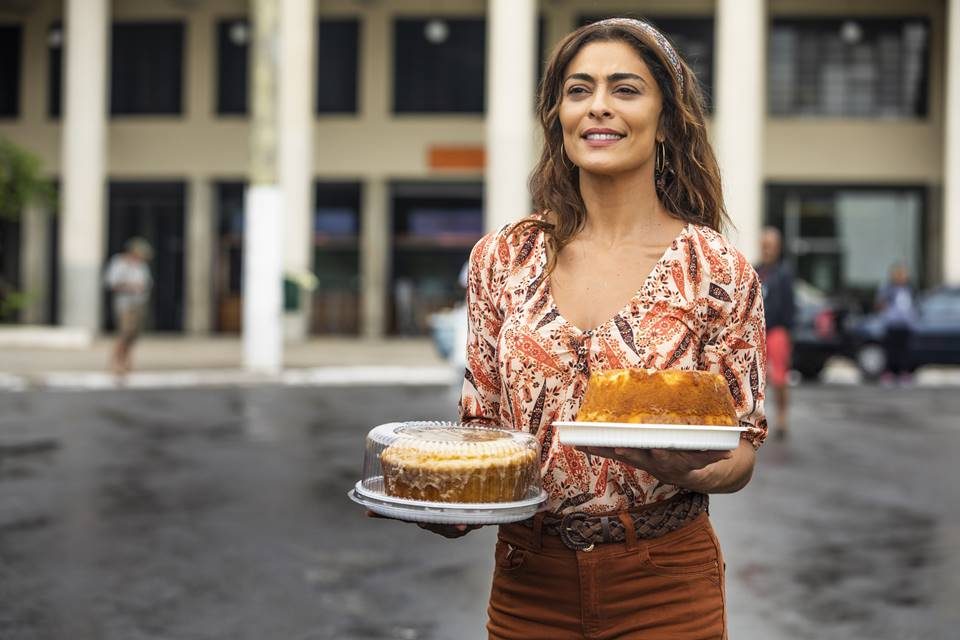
[365,510,483,538]
[416,522,484,538]
[577,439,756,493]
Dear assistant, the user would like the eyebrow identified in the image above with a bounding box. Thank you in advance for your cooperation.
[564,72,647,85]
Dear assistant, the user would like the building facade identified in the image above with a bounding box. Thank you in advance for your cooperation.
[0,0,957,339]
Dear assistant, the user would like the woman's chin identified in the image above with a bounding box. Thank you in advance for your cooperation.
[577,162,639,178]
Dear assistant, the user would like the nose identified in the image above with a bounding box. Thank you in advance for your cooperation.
[588,89,612,119]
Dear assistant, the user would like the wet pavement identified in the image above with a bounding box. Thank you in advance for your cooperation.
[1,383,958,640]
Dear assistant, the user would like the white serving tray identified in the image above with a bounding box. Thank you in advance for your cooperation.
[554,421,746,450]
[350,477,548,525]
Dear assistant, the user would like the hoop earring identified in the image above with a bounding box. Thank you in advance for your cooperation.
[655,141,667,190]
[560,146,576,172]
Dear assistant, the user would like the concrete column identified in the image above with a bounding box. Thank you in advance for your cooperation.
[945,0,960,284]
[358,8,389,340]
[361,177,388,339]
[279,0,316,341]
[714,0,765,263]
[20,204,50,325]
[244,0,283,373]
[360,5,389,120]
[185,4,213,124]
[59,0,109,331]
[485,0,536,232]
[186,176,213,334]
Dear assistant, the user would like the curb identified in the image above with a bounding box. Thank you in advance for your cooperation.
[0,365,459,392]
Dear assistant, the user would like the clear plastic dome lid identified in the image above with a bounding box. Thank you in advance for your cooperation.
[358,421,541,505]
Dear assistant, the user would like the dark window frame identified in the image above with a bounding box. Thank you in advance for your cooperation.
[110,21,185,116]
[105,181,187,332]
[312,180,362,335]
[215,17,250,116]
[0,23,23,118]
[388,180,483,335]
[768,16,931,119]
[47,21,63,118]
[392,17,486,114]
[764,182,930,301]
[316,18,361,114]
[213,16,361,116]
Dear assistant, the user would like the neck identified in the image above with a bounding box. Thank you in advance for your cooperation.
[578,165,674,243]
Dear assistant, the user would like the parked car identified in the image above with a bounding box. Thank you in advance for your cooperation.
[791,280,855,380]
[847,286,960,380]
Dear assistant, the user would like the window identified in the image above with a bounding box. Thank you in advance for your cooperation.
[0,24,22,117]
[0,218,21,321]
[111,22,184,115]
[47,23,62,118]
[390,181,483,334]
[317,19,360,113]
[769,17,929,118]
[107,182,186,332]
[579,15,715,111]
[215,17,359,115]
[217,18,249,115]
[766,185,925,303]
[921,290,960,321]
[313,182,361,334]
[214,181,244,332]
[393,18,485,113]
[212,181,363,334]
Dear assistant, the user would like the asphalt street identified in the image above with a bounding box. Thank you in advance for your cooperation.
[1,383,958,640]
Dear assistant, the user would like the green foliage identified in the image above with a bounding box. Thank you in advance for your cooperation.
[0,136,54,221]
[0,284,30,321]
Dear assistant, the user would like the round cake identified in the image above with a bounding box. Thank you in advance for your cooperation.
[575,369,738,425]
[379,425,539,503]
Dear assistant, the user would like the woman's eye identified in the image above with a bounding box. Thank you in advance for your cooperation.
[615,85,640,95]
[566,86,589,96]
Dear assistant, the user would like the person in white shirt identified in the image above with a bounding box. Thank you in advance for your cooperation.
[104,237,153,377]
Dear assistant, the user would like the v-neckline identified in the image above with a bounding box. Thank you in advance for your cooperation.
[542,222,691,336]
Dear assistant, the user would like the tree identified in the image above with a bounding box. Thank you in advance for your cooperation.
[0,136,54,321]
[0,136,54,221]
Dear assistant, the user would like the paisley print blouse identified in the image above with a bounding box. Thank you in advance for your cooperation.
[459,221,768,515]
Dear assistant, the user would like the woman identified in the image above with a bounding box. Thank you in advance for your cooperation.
[427,18,767,639]
[875,262,917,384]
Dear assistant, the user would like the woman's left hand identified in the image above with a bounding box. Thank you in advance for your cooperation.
[576,446,734,491]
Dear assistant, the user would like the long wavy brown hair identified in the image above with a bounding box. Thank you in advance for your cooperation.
[517,18,730,268]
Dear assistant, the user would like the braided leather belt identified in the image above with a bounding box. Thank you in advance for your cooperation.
[522,491,709,551]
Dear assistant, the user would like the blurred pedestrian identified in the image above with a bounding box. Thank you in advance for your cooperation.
[104,237,153,378]
[755,227,795,440]
[875,262,917,384]
[417,19,766,639]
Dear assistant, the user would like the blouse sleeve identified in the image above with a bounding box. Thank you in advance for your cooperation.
[700,256,768,449]
[458,233,505,426]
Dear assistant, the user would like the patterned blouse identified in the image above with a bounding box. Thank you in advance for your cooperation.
[459,220,767,515]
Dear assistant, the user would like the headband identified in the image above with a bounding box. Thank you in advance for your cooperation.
[596,18,684,95]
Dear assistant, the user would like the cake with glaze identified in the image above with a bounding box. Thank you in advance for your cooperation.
[576,369,738,426]
[380,425,539,503]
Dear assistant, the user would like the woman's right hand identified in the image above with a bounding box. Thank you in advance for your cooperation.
[365,510,482,538]
[416,522,483,538]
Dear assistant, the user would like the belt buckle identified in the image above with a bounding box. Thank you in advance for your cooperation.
[558,512,595,552]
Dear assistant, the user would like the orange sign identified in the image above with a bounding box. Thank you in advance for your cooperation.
[428,146,486,170]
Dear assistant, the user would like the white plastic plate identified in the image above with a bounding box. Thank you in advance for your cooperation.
[554,421,746,450]
[350,478,547,525]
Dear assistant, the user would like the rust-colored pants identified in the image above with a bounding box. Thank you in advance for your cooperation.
[487,513,726,640]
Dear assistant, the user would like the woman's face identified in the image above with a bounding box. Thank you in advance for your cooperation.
[558,40,663,177]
